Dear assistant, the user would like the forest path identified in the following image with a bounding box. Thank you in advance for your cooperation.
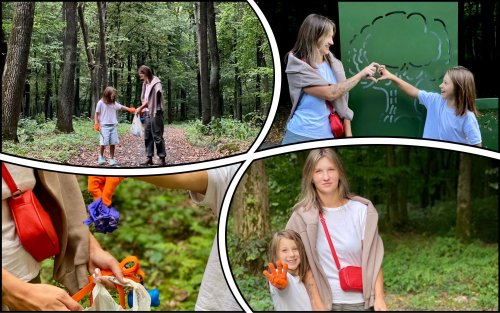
[68,126,225,168]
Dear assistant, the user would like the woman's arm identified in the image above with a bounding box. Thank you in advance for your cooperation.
[303,62,379,101]
[304,270,329,311]
[136,171,208,195]
[378,66,419,98]
[373,268,388,311]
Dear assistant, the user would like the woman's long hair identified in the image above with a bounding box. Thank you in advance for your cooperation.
[292,148,350,213]
[446,66,479,116]
[286,13,336,68]
[138,65,153,81]
[268,229,310,283]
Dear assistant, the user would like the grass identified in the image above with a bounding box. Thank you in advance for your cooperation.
[2,117,260,163]
[233,233,498,311]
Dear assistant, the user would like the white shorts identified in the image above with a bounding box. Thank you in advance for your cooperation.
[99,124,119,145]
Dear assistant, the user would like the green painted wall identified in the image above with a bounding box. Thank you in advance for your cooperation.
[339,2,458,137]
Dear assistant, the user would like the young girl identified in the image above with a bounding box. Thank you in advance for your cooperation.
[263,230,325,311]
[378,65,482,146]
[94,87,135,166]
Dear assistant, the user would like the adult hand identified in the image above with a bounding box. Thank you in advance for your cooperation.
[88,235,126,288]
[360,62,380,83]
[377,65,393,81]
[3,282,83,311]
[127,107,136,114]
[94,123,100,132]
[374,297,388,311]
[262,260,288,289]
[136,106,143,115]
[88,176,124,207]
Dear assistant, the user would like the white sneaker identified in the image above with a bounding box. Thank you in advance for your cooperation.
[98,155,105,165]
[109,159,116,166]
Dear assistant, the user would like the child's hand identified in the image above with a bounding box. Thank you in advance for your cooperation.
[263,260,288,289]
[127,107,136,113]
[361,62,380,83]
[377,65,393,81]
[94,123,100,132]
[88,176,124,206]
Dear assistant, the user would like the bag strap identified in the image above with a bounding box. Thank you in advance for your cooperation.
[1,163,22,196]
[319,210,341,270]
[325,100,335,114]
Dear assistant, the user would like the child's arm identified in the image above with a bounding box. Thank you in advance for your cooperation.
[304,270,329,311]
[378,65,419,98]
[120,105,136,113]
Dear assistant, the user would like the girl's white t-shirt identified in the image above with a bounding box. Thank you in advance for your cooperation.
[269,272,312,311]
[317,199,366,304]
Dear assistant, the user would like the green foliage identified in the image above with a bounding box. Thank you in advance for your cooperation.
[1,118,130,163]
[39,177,217,310]
[382,233,498,310]
[183,117,259,153]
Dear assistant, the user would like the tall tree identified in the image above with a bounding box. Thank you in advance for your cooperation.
[77,3,99,116]
[232,160,270,274]
[207,2,221,118]
[456,152,472,243]
[56,1,78,133]
[196,2,210,125]
[97,2,107,92]
[2,2,35,142]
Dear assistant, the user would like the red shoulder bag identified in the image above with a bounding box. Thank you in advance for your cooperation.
[2,163,60,262]
[326,100,345,138]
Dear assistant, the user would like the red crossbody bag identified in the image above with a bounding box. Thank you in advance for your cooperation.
[326,100,345,138]
[319,210,363,292]
[2,163,60,262]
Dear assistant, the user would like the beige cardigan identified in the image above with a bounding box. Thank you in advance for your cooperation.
[286,195,384,309]
[34,170,90,295]
[141,76,164,117]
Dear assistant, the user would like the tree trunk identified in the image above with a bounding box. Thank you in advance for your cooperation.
[1,2,35,142]
[387,146,400,227]
[74,52,81,117]
[180,88,187,121]
[56,1,77,133]
[197,2,211,125]
[255,38,262,114]
[456,153,472,243]
[207,2,221,119]
[398,146,410,226]
[23,72,30,117]
[44,61,53,120]
[126,54,132,106]
[78,3,99,116]
[97,2,107,93]
[232,160,270,274]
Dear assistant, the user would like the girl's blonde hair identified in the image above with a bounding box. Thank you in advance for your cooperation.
[292,148,351,212]
[446,66,479,116]
[268,229,309,282]
[286,14,336,68]
[102,86,117,105]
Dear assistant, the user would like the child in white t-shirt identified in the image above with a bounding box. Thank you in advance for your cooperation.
[378,65,482,146]
[94,87,136,166]
[263,229,326,311]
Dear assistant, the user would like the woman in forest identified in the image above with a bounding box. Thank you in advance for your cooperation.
[286,148,388,311]
[282,14,378,144]
[136,65,167,166]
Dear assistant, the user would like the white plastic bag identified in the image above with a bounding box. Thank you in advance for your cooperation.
[131,114,144,138]
[85,276,151,311]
